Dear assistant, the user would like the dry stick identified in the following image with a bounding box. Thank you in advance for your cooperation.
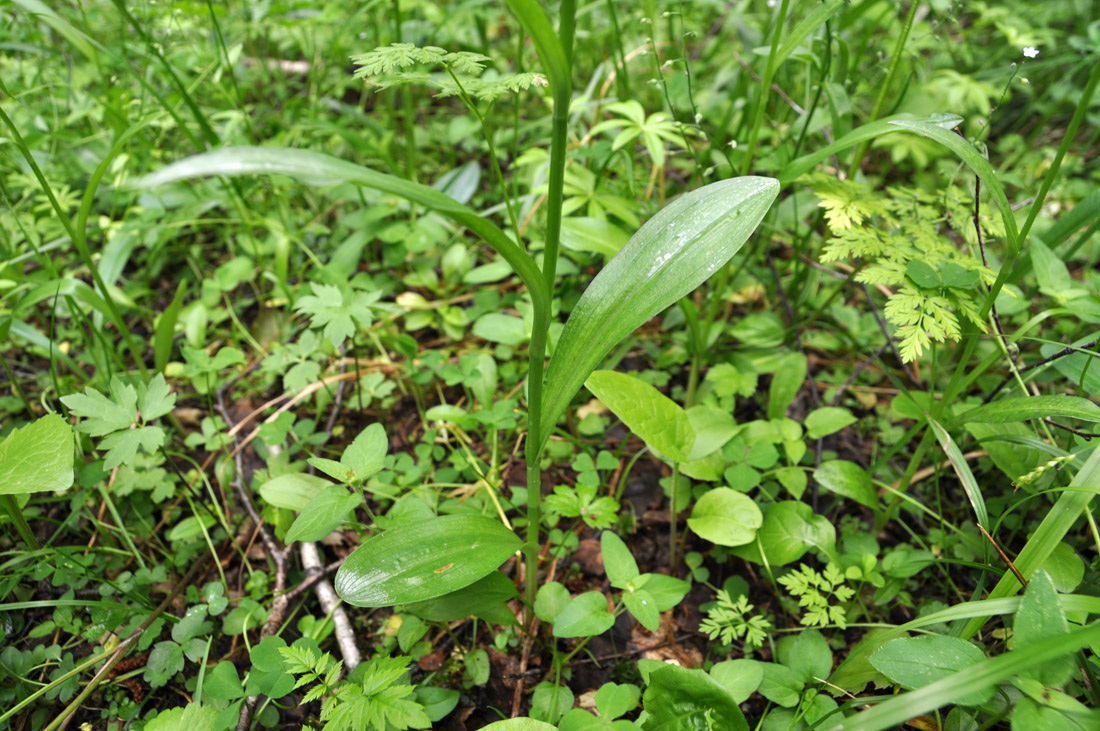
[985,337,1100,402]
[301,542,361,669]
[1046,419,1096,441]
[976,523,1027,588]
[48,556,211,731]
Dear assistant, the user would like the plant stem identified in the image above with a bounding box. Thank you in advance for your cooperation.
[669,461,680,571]
[740,0,791,175]
[846,0,919,178]
[1,495,38,550]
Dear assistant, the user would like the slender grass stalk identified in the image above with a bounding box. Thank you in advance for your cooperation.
[846,0,919,178]
[1,495,39,549]
[740,0,791,175]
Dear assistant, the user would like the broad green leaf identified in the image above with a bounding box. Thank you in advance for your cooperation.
[473,312,528,346]
[284,486,360,544]
[561,217,630,256]
[870,636,992,707]
[535,581,572,624]
[258,473,329,512]
[403,570,518,623]
[0,414,74,495]
[710,659,764,704]
[638,573,691,611]
[342,423,387,482]
[780,629,833,684]
[758,662,803,707]
[905,259,941,288]
[956,395,1100,424]
[623,589,660,631]
[595,682,642,719]
[203,661,245,700]
[768,352,807,420]
[733,501,836,567]
[139,374,176,421]
[685,405,738,460]
[805,407,857,439]
[585,370,694,462]
[601,530,639,588]
[831,624,1100,730]
[641,663,749,731]
[531,681,574,725]
[335,514,521,606]
[1014,570,1074,687]
[136,147,550,316]
[687,488,762,547]
[813,460,877,509]
[542,177,778,446]
[553,591,615,638]
[1038,542,1084,592]
[61,380,135,436]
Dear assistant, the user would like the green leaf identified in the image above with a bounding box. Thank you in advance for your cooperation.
[586,370,694,462]
[733,501,836,567]
[307,457,355,484]
[136,147,550,323]
[637,573,690,611]
[684,405,738,461]
[624,589,660,631]
[501,0,571,108]
[710,660,764,705]
[956,395,1100,424]
[535,581,572,624]
[99,426,165,469]
[813,460,877,509]
[1014,570,1074,687]
[687,488,763,547]
[335,514,522,607]
[60,379,136,436]
[342,423,388,482]
[0,414,74,495]
[403,570,518,623]
[805,407,857,439]
[561,217,630,256]
[543,177,778,447]
[553,591,615,638]
[758,662,803,707]
[596,682,642,719]
[145,640,184,688]
[905,259,941,288]
[641,663,748,731]
[473,312,528,346]
[767,352,807,421]
[481,720,558,731]
[154,281,187,373]
[139,374,176,421]
[203,661,245,700]
[870,636,993,707]
[531,681,574,724]
[601,530,640,588]
[284,486,360,544]
[782,629,833,684]
[258,473,329,512]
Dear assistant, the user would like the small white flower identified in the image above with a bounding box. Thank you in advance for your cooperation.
[1023,46,1039,58]
[728,140,738,149]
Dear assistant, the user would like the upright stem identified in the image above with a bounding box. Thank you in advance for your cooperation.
[524,0,576,612]
[739,0,790,175]
[847,1,919,178]
[669,461,680,571]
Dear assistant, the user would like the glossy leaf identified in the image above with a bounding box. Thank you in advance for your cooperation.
[535,581,572,624]
[335,515,521,607]
[687,488,762,547]
[710,660,764,704]
[403,571,518,623]
[624,589,660,631]
[1014,570,1074,687]
[543,177,778,445]
[0,414,74,495]
[733,500,836,567]
[586,370,694,462]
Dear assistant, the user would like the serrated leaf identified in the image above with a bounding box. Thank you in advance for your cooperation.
[61,382,135,436]
[99,426,165,469]
[542,177,778,447]
[335,515,521,606]
[139,374,176,421]
[0,414,74,495]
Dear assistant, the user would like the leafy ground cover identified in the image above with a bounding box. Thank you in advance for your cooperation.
[2,0,1100,729]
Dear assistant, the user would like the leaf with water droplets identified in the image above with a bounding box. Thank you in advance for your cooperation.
[541,177,777,446]
[335,514,521,607]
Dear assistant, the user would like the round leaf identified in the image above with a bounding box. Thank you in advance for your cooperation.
[553,591,615,638]
[813,460,877,508]
[335,515,521,607]
[687,488,763,547]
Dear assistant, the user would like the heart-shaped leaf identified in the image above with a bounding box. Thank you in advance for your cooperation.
[553,591,615,638]
[335,514,521,607]
[544,177,776,445]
